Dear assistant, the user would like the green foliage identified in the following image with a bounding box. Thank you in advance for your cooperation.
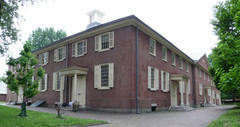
[0,0,37,56]
[1,41,45,116]
[209,0,240,100]
[0,105,107,127]
[27,27,67,51]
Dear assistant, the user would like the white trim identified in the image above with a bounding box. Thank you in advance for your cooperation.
[149,38,156,56]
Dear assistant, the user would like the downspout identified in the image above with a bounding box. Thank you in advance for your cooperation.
[136,26,140,114]
[191,64,196,108]
[65,43,69,103]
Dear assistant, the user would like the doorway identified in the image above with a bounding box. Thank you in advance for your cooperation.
[71,75,86,106]
[171,81,178,106]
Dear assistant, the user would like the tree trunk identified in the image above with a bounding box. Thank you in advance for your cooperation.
[19,96,27,117]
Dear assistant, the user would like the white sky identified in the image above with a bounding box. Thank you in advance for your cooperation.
[0,0,224,89]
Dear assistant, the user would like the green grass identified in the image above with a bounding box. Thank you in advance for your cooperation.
[207,107,240,127]
[0,105,107,127]
[0,101,5,103]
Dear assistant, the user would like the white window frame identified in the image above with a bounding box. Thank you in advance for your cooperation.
[186,61,189,72]
[95,32,114,52]
[199,83,202,96]
[204,72,206,80]
[161,70,170,92]
[148,66,159,91]
[39,74,48,92]
[54,46,66,62]
[208,75,209,81]
[94,63,114,90]
[72,39,87,57]
[149,38,156,56]
[199,68,201,77]
[52,72,65,91]
[162,46,167,62]
[179,57,183,70]
[171,52,176,66]
[39,52,49,66]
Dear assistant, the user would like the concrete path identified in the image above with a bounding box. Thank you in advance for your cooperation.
[1,104,234,127]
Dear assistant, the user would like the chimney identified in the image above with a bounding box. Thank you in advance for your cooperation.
[87,9,105,29]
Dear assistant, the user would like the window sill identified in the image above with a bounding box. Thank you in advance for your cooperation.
[97,87,110,90]
[74,54,86,57]
[179,67,183,70]
[162,59,168,63]
[39,90,47,92]
[172,64,176,66]
[162,90,168,92]
[149,88,158,91]
[150,53,156,57]
[97,48,111,52]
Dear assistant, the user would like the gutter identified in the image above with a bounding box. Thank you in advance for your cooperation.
[191,64,196,108]
[136,26,140,114]
[65,43,69,103]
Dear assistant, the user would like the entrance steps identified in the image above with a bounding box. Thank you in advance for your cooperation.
[204,103,216,107]
[169,106,195,111]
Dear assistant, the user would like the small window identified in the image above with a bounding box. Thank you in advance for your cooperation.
[199,68,201,77]
[149,38,156,56]
[204,72,206,80]
[95,32,114,52]
[171,52,176,66]
[186,61,189,72]
[72,40,87,57]
[94,63,114,89]
[179,57,183,69]
[39,74,48,92]
[162,46,167,62]
[39,52,49,66]
[148,66,159,91]
[161,71,170,92]
[54,46,66,62]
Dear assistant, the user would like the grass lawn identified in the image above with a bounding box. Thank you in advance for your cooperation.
[208,107,240,127]
[0,101,5,103]
[0,105,107,127]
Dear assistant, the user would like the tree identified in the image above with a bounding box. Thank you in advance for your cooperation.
[0,0,38,56]
[27,27,67,51]
[1,41,45,116]
[209,0,240,101]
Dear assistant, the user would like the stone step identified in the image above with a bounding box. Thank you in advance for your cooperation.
[169,106,195,111]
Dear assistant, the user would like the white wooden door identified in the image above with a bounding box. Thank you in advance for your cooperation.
[72,75,86,106]
[171,81,177,106]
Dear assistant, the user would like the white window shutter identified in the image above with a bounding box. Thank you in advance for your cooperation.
[62,75,65,90]
[38,79,41,91]
[46,52,49,64]
[72,43,76,57]
[32,76,34,82]
[44,74,48,91]
[84,39,87,54]
[94,65,100,88]
[109,32,114,48]
[54,49,57,61]
[109,63,114,88]
[52,73,56,90]
[155,69,159,90]
[95,36,100,51]
[39,54,42,65]
[161,71,164,91]
[63,46,66,59]
[148,66,151,89]
[166,72,170,92]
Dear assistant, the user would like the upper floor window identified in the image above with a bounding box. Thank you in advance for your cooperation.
[161,70,170,92]
[186,61,189,72]
[171,52,176,66]
[72,39,87,57]
[148,66,159,91]
[39,52,49,66]
[39,74,48,92]
[149,38,156,56]
[54,46,66,62]
[208,75,209,81]
[199,68,201,77]
[179,57,183,69]
[162,46,167,62]
[94,63,114,89]
[204,72,206,80]
[95,32,114,52]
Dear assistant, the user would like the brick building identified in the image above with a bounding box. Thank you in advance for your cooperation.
[6,10,221,113]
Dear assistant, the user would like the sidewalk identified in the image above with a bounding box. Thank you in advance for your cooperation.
[0,104,234,127]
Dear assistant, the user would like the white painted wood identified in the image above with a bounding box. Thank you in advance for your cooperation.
[54,49,57,61]
[72,43,76,57]
[95,36,100,51]
[155,68,159,90]
[171,81,177,106]
[52,72,56,90]
[148,66,151,89]
[109,63,114,88]
[109,32,114,48]
[44,74,48,91]
[94,65,100,88]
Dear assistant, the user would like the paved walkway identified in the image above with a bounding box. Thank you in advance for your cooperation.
[1,104,234,127]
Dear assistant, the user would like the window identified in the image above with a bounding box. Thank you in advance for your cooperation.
[54,46,66,62]
[39,74,48,92]
[161,71,169,92]
[171,52,176,66]
[72,40,87,57]
[94,63,114,89]
[186,61,189,72]
[39,52,49,66]
[162,46,167,61]
[199,68,201,77]
[208,75,209,81]
[148,66,159,91]
[95,32,114,52]
[199,83,202,96]
[204,72,206,80]
[52,72,65,91]
[149,38,156,56]
[179,57,183,69]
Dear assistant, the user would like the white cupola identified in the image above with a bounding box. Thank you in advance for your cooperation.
[87,9,105,29]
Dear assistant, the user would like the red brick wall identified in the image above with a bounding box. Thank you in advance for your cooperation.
[0,94,6,101]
